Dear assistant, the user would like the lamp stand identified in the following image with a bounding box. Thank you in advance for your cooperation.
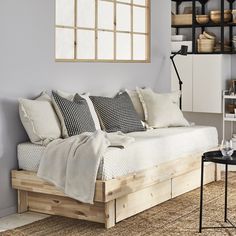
[170,55,183,110]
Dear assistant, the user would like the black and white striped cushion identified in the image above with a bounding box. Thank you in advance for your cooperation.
[90,92,145,133]
[52,92,96,137]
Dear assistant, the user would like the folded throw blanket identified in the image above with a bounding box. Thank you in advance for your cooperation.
[37,131,134,204]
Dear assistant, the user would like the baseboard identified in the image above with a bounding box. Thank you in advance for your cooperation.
[217,164,236,172]
[0,205,17,218]
[228,166,236,171]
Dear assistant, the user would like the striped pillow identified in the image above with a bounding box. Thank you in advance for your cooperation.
[52,92,96,137]
[90,92,145,133]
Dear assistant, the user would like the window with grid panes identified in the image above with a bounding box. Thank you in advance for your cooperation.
[55,0,150,62]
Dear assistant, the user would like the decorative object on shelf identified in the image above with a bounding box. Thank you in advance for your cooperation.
[232,36,236,51]
[225,113,235,118]
[214,43,231,52]
[172,13,192,26]
[197,31,216,53]
[203,31,216,40]
[196,15,209,24]
[223,90,236,141]
[228,79,236,95]
[210,10,232,24]
[197,39,215,52]
[232,10,236,23]
[171,35,187,41]
[227,104,236,114]
[170,45,188,109]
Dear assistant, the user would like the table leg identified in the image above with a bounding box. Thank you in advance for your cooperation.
[225,164,228,222]
[199,158,204,233]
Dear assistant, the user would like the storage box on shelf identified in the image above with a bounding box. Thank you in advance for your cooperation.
[172,14,192,25]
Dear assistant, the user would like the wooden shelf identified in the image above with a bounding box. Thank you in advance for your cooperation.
[224,117,236,121]
[171,0,235,3]
[224,95,236,99]
[172,22,236,28]
[171,0,209,3]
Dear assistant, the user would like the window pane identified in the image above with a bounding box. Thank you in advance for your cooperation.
[116,4,131,31]
[56,0,74,26]
[118,0,131,3]
[77,0,95,28]
[116,33,131,60]
[133,34,146,60]
[133,7,146,33]
[98,31,114,60]
[56,28,74,59]
[98,1,114,30]
[133,0,147,6]
[77,30,95,59]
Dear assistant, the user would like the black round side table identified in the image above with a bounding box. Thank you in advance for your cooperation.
[199,150,236,233]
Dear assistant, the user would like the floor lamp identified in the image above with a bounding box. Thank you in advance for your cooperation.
[170,45,188,110]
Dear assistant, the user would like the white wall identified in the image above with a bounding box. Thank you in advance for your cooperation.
[0,0,171,216]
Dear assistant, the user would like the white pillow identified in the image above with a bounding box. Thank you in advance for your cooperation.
[126,89,145,121]
[19,92,61,145]
[55,90,101,130]
[137,88,189,128]
[137,88,181,121]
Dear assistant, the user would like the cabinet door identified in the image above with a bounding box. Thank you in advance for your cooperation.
[193,55,223,113]
[171,55,193,112]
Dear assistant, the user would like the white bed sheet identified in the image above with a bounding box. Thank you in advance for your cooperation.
[17,126,218,180]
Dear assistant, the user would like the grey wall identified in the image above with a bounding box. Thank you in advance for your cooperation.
[0,0,171,216]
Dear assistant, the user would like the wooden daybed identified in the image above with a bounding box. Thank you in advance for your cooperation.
[11,151,221,228]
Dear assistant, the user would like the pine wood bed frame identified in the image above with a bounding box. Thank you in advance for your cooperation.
[11,151,221,228]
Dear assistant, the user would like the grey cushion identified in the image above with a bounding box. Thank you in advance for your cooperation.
[52,91,96,137]
[90,92,145,133]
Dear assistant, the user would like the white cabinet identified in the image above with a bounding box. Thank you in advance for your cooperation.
[171,55,231,114]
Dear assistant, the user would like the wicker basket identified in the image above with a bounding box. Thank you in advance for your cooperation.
[172,14,192,25]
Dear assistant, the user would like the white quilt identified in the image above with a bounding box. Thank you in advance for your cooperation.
[37,131,134,204]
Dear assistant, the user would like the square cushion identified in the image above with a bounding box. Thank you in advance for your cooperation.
[55,90,101,130]
[137,88,189,128]
[19,92,61,145]
[90,92,145,133]
[52,91,96,137]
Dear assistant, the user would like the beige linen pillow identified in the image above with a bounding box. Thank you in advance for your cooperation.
[19,92,61,145]
[137,88,189,128]
[137,88,181,121]
[55,90,101,130]
[126,89,145,121]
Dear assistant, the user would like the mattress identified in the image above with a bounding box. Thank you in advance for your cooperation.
[18,143,45,172]
[17,126,218,180]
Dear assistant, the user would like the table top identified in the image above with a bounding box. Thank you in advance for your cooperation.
[203,150,236,165]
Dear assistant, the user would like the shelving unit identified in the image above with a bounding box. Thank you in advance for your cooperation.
[223,90,236,140]
[171,0,236,54]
